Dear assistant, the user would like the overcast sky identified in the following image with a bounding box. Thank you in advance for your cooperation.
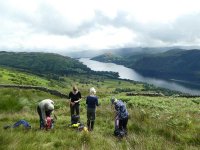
[1,0,200,53]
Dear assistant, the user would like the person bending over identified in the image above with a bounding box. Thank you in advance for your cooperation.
[37,99,54,129]
[111,97,128,135]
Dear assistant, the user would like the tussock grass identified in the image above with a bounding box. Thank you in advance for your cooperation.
[0,91,199,150]
[0,68,200,149]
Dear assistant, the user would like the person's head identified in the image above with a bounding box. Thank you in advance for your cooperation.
[90,87,96,95]
[47,103,54,111]
[110,97,117,105]
[73,86,78,92]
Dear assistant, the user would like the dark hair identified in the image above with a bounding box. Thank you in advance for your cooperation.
[110,97,116,104]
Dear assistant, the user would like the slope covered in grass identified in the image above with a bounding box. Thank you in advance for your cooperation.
[0,66,200,149]
[0,88,199,150]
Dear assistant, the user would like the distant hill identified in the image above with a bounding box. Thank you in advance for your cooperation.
[65,47,170,58]
[0,51,120,79]
[132,49,200,81]
[92,49,200,82]
[91,48,164,65]
[0,51,90,75]
[91,53,125,64]
[66,46,194,58]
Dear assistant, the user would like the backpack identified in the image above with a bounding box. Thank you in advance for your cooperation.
[114,129,125,137]
[46,117,53,129]
[71,115,80,124]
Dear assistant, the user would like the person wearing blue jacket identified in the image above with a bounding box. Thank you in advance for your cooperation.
[86,87,99,131]
[111,97,128,134]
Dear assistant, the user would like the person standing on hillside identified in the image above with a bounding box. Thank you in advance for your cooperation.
[37,99,55,129]
[68,86,82,123]
[111,97,129,135]
[86,87,99,131]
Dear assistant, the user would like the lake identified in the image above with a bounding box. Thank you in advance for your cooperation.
[79,58,200,95]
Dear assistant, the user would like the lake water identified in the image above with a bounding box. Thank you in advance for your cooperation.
[79,58,200,95]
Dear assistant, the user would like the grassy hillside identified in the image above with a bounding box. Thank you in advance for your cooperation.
[0,67,200,149]
[0,66,144,95]
[0,67,49,86]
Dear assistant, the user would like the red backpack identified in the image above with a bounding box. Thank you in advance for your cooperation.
[46,117,52,129]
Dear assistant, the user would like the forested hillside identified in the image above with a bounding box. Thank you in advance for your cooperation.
[131,49,200,81]
[92,49,200,82]
[0,51,90,75]
[91,53,125,64]
[0,51,119,78]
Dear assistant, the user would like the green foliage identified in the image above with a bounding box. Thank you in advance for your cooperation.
[0,51,90,76]
[92,53,125,64]
[142,83,182,96]
[0,52,121,80]
[132,49,200,82]
[0,89,23,112]
[0,66,200,149]
[0,67,50,86]
[92,49,200,83]
[113,87,136,94]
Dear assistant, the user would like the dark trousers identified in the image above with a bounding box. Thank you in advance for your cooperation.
[87,108,96,131]
[70,104,80,116]
[37,106,44,129]
[37,106,52,129]
[119,117,128,131]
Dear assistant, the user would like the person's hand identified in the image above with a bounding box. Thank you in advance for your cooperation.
[71,102,75,106]
[45,119,47,125]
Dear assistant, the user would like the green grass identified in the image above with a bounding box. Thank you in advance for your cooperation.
[0,89,199,150]
[0,67,200,149]
[0,67,143,96]
[0,67,49,86]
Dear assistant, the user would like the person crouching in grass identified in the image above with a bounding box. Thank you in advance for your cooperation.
[37,99,54,129]
[111,97,129,135]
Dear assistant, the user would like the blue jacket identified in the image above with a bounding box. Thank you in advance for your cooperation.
[86,95,99,109]
[115,100,128,119]
[13,120,31,128]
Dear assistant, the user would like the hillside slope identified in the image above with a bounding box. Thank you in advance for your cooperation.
[92,49,200,82]
[0,51,90,75]
[91,53,125,64]
[132,49,200,81]
[0,67,199,149]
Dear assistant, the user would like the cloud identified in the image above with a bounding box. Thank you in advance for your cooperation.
[0,0,200,53]
[138,12,200,46]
